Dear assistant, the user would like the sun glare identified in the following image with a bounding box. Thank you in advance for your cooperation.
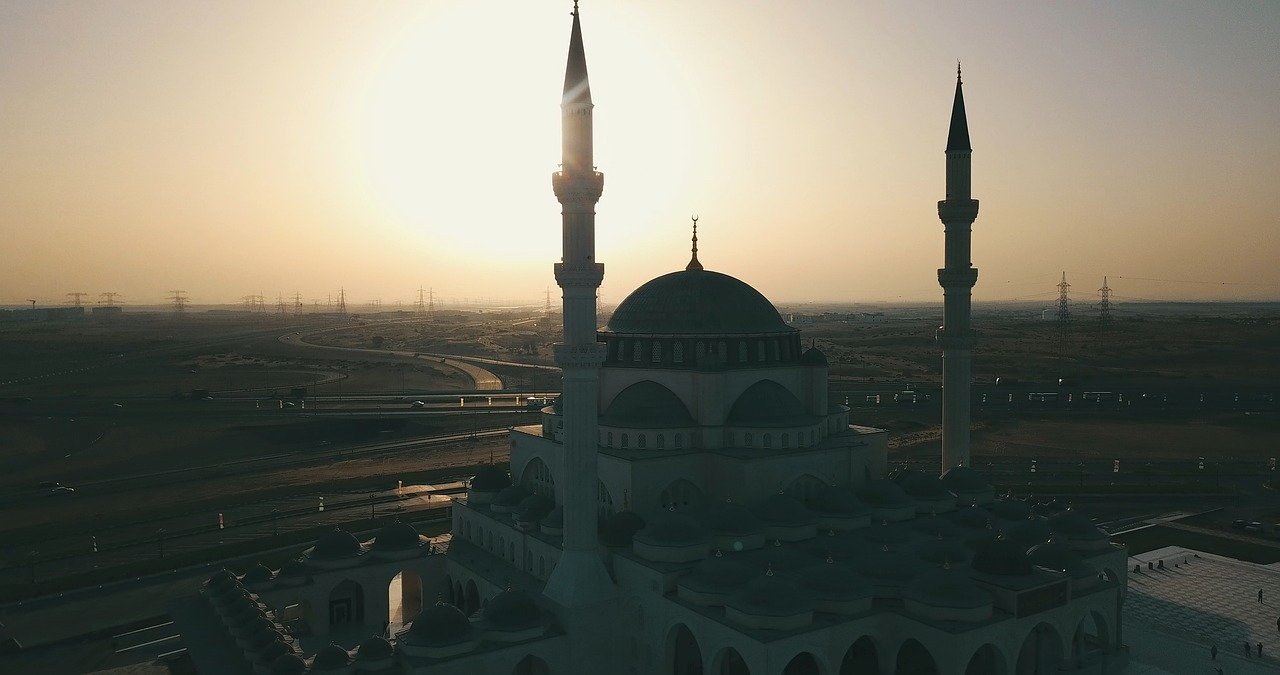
[359,3,692,272]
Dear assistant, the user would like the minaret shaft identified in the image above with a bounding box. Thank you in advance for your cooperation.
[937,72,979,473]
[543,6,614,609]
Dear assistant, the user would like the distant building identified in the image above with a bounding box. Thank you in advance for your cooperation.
[91,305,123,321]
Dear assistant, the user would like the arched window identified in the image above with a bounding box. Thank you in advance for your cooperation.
[763,433,772,448]
[718,341,727,361]
[674,433,683,448]
[695,341,705,360]
[744,432,753,447]
[621,433,629,448]
[771,339,780,361]
[607,432,613,446]
[725,431,734,445]
[757,340,766,362]
[785,474,828,507]
[738,341,748,363]
[632,342,642,362]
[651,341,662,362]
[656,434,665,449]
[673,341,684,363]
[782,433,790,448]
[638,434,647,449]
[598,480,615,517]
[521,457,556,499]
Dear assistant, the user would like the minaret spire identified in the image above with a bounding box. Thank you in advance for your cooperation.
[687,215,703,271]
[937,66,980,473]
[545,1,614,611]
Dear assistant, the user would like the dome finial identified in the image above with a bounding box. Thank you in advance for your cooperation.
[957,60,962,84]
[686,215,703,271]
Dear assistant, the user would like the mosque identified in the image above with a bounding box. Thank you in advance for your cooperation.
[182,6,1127,675]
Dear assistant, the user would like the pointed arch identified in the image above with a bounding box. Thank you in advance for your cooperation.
[327,578,365,629]
[520,456,556,499]
[666,624,703,675]
[1072,610,1110,663]
[513,654,550,675]
[1016,622,1064,675]
[894,639,938,675]
[712,647,750,675]
[964,643,1007,675]
[784,474,829,508]
[840,636,880,674]
[660,479,703,510]
[783,651,822,675]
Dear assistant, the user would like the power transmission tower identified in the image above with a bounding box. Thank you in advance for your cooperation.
[293,292,303,313]
[1056,272,1071,322]
[545,287,551,314]
[276,294,288,314]
[428,288,435,314]
[417,286,426,314]
[66,292,88,306]
[1097,276,1112,323]
[100,292,121,306]
[168,290,188,314]
[337,288,347,315]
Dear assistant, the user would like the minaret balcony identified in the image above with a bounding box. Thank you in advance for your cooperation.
[553,262,604,288]
[937,268,978,288]
[937,199,979,222]
[552,170,604,204]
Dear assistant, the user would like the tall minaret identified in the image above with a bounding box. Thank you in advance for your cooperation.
[937,64,979,473]
[543,2,615,609]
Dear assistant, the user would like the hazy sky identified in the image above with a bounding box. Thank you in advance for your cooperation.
[3,1,1279,307]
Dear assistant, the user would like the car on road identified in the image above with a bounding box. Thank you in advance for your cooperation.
[1232,519,1247,529]
[1246,521,1264,533]
[410,401,426,409]
[865,394,881,404]
[49,486,75,495]
[37,480,60,488]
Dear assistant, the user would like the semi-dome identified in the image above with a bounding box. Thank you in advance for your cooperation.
[470,465,510,492]
[492,485,530,511]
[813,487,869,515]
[728,381,808,426]
[797,562,871,601]
[311,528,362,560]
[270,653,307,675]
[862,523,911,545]
[799,347,828,366]
[605,268,795,336]
[634,511,708,547]
[853,548,922,583]
[513,494,554,522]
[952,506,992,530]
[242,563,274,584]
[279,560,310,578]
[1005,518,1053,548]
[857,480,914,508]
[405,603,473,646]
[914,537,972,565]
[601,381,695,428]
[310,644,351,670]
[356,637,393,661]
[1048,510,1107,540]
[599,511,646,547]
[701,501,764,535]
[751,494,816,527]
[1028,542,1094,579]
[971,538,1033,576]
[900,473,950,500]
[372,521,422,551]
[482,589,542,631]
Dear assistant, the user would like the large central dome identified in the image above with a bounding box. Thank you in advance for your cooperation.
[604,269,794,336]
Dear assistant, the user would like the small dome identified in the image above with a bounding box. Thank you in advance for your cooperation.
[1048,510,1107,539]
[679,556,755,594]
[1028,542,1094,578]
[601,381,695,428]
[311,528,362,560]
[857,480,913,508]
[726,574,813,617]
[258,640,293,664]
[356,637,393,661]
[493,485,530,509]
[279,560,309,577]
[805,531,864,560]
[799,347,828,366]
[906,568,992,610]
[634,511,708,547]
[912,515,961,538]
[812,487,869,516]
[242,563,274,584]
[599,511,646,547]
[249,628,286,650]
[941,466,991,493]
[482,589,542,632]
[470,465,510,491]
[405,603,473,646]
[971,538,1033,576]
[952,506,992,529]
[604,268,795,336]
[1005,518,1053,548]
[701,501,764,536]
[797,562,871,601]
[373,520,422,551]
[751,494,816,527]
[728,381,808,426]
[914,537,972,565]
[540,505,564,529]
[854,549,922,583]
[862,523,910,545]
[270,653,307,675]
[310,644,351,670]
[514,495,554,522]
[900,473,949,499]
[209,569,237,588]
[747,545,817,573]
[990,499,1032,521]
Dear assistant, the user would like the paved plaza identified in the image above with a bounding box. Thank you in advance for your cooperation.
[1124,546,1280,674]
